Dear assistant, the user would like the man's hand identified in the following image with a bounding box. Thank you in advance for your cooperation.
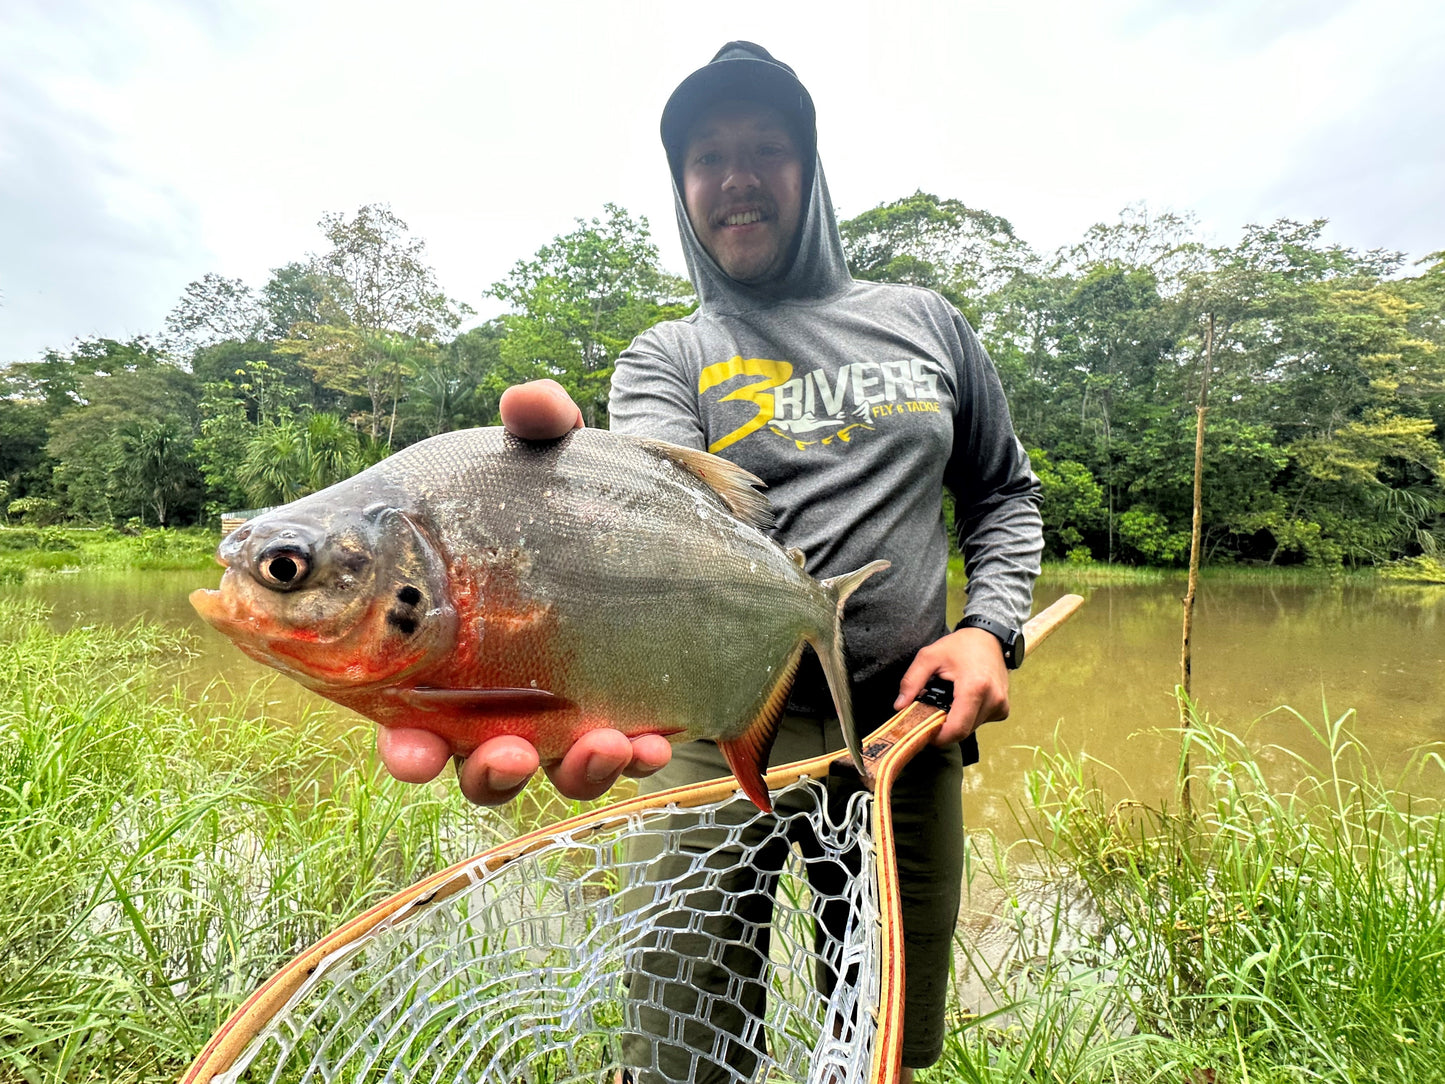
[377,727,676,805]
[496,378,584,440]
[893,627,1011,746]
[373,378,674,805]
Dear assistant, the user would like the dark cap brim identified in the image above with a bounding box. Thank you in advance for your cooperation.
[661,56,816,175]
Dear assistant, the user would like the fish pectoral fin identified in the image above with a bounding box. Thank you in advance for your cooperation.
[389,687,573,714]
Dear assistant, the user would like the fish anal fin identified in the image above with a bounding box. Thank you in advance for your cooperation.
[717,643,804,813]
[718,735,775,814]
[634,437,774,530]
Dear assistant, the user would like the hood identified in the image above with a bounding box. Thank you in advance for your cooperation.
[673,151,854,312]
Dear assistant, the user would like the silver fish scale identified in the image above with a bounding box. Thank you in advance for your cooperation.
[334,427,837,740]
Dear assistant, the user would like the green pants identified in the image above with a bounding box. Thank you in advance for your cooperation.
[620,714,965,1081]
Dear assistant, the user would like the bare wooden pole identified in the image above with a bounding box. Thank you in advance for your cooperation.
[1180,313,1213,809]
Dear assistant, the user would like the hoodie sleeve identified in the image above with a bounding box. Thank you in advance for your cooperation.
[607,330,708,451]
[944,310,1044,630]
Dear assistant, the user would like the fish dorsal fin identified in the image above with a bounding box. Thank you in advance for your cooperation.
[635,438,774,530]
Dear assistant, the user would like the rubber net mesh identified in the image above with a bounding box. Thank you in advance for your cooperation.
[215,773,881,1084]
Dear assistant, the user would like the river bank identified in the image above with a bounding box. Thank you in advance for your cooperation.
[0,525,216,582]
[3,525,1428,585]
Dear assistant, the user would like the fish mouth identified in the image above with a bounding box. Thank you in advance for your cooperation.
[187,581,333,684]
[189,585,237,631]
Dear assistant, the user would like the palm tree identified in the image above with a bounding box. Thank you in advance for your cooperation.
[237,412,371,506]
[117,420,195,527]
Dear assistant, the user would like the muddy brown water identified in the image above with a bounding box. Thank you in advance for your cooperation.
[6,570,1444,837]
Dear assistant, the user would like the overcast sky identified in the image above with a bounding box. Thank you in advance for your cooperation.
[2,0,1442,364]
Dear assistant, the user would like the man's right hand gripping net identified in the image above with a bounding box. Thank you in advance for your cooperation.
[183,594,1082,1084]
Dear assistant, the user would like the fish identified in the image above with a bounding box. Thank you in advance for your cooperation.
[190,426,887,811]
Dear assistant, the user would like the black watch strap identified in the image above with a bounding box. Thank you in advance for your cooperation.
[955,614,1024,669]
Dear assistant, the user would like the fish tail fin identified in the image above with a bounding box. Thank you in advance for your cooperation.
[813,560,891,779]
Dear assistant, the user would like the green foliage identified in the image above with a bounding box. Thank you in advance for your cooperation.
[839,190,1032,322]
[1031,449,1106,559]
[0,528,41,551]
[1117,506,1190,564]
[0,527,216,575]
[490,204,694,427]
[162,272,267,359]
[404,320,506,436]
[261,260,328,337]
[312,203,470,340]
[1,195,1439,562]
[6,496,62,527]
[237,412,370,505]
[0,394,52,502]
[940,710,1445,1083]
[1380,554,1445,583]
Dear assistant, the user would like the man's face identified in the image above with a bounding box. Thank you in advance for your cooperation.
[681,101,804,285]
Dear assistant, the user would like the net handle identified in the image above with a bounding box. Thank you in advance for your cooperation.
[865,592,1084,1083]
[182,593,1084,1084]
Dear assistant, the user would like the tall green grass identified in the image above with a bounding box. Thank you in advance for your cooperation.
[1037,560,1171,586]
[935,708,1445,1083]
[0,598,522,1082]
[0,527,218,583]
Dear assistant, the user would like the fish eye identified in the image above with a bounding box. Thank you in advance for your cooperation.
[257,546,311,591]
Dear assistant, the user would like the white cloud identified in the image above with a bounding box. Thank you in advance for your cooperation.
[2,0,1441,363]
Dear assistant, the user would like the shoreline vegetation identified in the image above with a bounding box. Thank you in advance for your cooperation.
[6,526,1444,588]
[3,598,1443,1081]
[0,525,217,584]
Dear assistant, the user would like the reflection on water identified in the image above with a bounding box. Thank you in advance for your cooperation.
[6,570,1444,837]
[959,578,1445,836]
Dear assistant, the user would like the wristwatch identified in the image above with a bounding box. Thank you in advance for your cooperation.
[955,614,1025,670]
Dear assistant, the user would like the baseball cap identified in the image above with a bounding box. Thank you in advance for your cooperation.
[660,41,817,181]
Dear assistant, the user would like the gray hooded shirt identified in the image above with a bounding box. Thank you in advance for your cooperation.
[609,157,1043,726]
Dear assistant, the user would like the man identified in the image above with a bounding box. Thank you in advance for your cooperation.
[381,42,1042,1082]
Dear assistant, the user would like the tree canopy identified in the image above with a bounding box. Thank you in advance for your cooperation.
[2,196,1440,573]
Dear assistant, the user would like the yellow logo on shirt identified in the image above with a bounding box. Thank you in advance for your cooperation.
[699,355,941,453]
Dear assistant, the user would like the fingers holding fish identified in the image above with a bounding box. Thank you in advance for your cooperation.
[498,379,585,440]
[542,729,674,803]
[416,729,672,806]
[454,735,541,805]
[376,725,451,784]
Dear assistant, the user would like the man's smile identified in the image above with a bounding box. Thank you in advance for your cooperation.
[720,209,767,227]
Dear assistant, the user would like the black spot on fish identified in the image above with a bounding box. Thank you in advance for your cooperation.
[397,585,422,607]
[387,611,419,636]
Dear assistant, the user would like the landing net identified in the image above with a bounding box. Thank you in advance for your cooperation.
[213,773,881,1084]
